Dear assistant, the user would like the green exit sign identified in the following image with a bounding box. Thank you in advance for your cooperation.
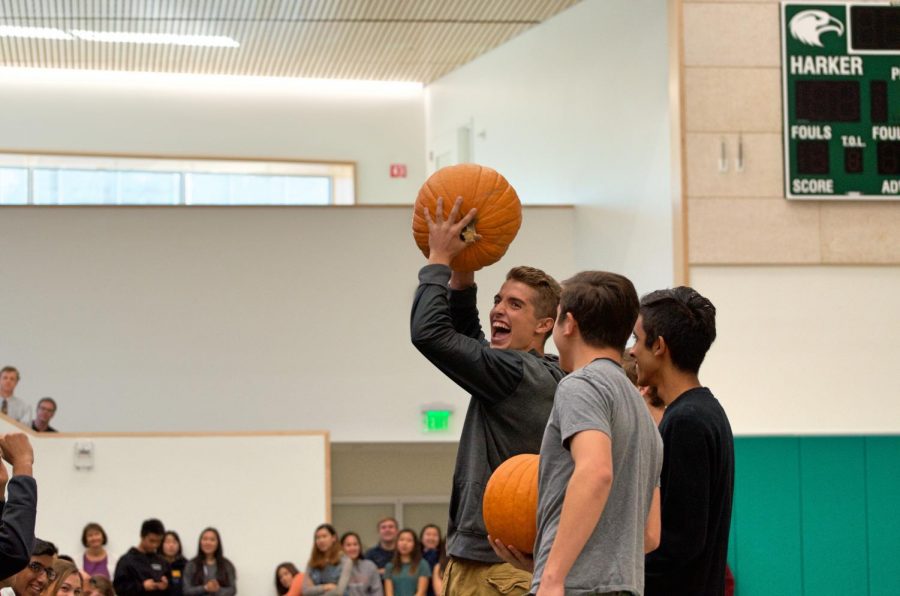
[423,410,452,432]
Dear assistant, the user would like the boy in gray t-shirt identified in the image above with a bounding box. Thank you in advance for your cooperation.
[533,358,662,595]
[492,271,662,596]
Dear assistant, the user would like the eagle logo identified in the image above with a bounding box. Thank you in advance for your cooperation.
[789,10,844,47]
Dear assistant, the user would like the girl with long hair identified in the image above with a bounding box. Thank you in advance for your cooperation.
[161,530,188,596]
[44,559,84,596]
[274,562,303,596]
[340,532,383,596]
[301,524,351,596]
[383,529,430,596]
[183,527,237,596]
[418,525,441,596]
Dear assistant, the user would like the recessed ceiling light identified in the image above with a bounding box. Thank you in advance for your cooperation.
[0,25,73,40]
[70,30,239,48]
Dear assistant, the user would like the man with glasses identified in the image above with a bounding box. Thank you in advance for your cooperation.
[0,538,56,595]
[31,399,57,433]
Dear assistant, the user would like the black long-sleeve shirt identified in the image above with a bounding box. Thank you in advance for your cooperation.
[410,264,565,562]
[114,547,172,596]
[645,387,734,596]
[0,476,37,581]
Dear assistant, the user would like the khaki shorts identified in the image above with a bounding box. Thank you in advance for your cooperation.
[442,557,533,596]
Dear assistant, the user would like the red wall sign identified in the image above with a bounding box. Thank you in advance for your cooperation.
[390,164,408,178]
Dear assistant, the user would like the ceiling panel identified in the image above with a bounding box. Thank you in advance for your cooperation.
[0,0,582,82]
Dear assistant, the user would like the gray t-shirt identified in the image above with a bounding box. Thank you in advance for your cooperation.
[532,358,663,596]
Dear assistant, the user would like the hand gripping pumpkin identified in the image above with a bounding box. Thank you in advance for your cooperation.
[412,164,522,272]
[482,453,539,554]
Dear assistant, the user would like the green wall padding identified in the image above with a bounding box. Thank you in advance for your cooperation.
[732,438,803,595]
[865,436,900,596]
[729,436,900,596]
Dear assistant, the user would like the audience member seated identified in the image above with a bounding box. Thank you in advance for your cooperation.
[32,398,58,433]
[0,367,32,426]
[340,532,382,596]
[0,537,56,596]
[383,530,429,596]
[363,518,398,578]
[273,563,302,596]
[44,559,84,596]
[428,542,447,596]
[302,524,351,596]
[0,433,37,581]
[55,555,90,585]
[183,528,236,596]
[86,575,116,596]
[81,523,117,580]
[113,518,170,596]
[417,526,440,596]
[161,531,187,596]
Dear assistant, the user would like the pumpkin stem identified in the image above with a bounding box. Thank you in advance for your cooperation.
[460,221,477,244]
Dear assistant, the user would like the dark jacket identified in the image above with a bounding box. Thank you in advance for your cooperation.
[411,264,564,562]
[168,555,187,596]
[0,476,37,581]
[114,547,172,596]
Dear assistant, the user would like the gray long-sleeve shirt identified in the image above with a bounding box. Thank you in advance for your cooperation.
[411,264,565,562]
[182,560,236,596]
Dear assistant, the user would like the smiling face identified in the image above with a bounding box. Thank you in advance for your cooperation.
[55,573,83,596]
[489,280,550,352]
[12,555,54,596]
[341,534,361,560]
[377,519,398,544]
[200,531,219,557]
[420,527,440,550]
[85,529,104,550]
[629,316,661,388]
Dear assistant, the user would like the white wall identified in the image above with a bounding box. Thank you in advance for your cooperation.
[425,0,673,295]
[0,417,328,596]
[0,70,426,204]
[691,266,900,434]
[0,206,575,441]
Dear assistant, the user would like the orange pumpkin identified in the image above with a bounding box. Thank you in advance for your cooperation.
[412,164,522,272]
[482,453,539,554]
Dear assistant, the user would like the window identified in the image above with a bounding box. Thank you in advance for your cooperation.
[0,153,355,205]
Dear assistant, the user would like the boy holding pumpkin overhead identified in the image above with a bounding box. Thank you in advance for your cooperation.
[492,271,663,596]
[411,197,565,595]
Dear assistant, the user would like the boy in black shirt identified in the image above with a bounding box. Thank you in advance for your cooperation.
[630,287,734,596]
[114,519,171,595]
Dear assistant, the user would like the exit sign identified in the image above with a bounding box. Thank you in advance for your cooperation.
[423,410,452,432]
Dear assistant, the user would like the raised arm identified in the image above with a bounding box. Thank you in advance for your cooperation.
[448,270,486,342]
[0,433,36,580]
[411,264,525,403]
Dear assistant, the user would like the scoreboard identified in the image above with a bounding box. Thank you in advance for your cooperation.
[782,2,900,199]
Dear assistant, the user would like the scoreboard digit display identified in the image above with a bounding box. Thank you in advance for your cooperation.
[782,2,900,199]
